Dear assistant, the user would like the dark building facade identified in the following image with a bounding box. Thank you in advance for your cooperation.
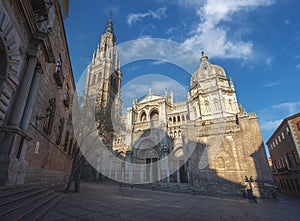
[267,113,300,197]
[0,0,76,187]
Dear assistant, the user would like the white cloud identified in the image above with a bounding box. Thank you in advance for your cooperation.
[150,60,167,66]
[117,38,199,74]
[120,74,188,112]
[296,63,300,69]
[179,0,276,59]
[272,102,300,115]
[284,18,290,25]
[262,81,282,87]
[127,7,167,26]
[265,57,273,68]
[260,119,282,130]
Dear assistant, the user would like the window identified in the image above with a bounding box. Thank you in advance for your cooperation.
[56,118,65,145]
[56,54,62,72]
[63,130,70,152]
[273,160,277,170]
[293,150,300,164]
[286,127,290,135]
[205,101,210,113]
[275,139,278,145]
[214,98,220,111]
[297,122,300,131]
[43,98,56,135]
[92,74,96,84]
[63,84,70,107]
[177,116,180,122]
[281,132,285,139]
[140,112,146,122]
[278,136,281,143]
[54,54,64,87]
[287,153,294,168]
[34,141,40,154]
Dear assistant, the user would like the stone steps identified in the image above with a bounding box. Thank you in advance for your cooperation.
[0,185,63,221]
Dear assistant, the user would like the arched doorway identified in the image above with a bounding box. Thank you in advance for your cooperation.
[0,38,7,87]
[136,139,160,182]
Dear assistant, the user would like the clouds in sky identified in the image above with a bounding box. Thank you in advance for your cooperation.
[127,7,167,26]
[262,81,282,87]
[176,0,276,60]
[120,74,188,112]
[259,101,300,131]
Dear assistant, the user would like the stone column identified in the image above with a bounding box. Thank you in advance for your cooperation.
[21,65,42,130]
[8,56,38,126]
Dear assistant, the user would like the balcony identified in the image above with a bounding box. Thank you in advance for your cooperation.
[63,95,70,108]
[30,0,53,23]
[54,70,65,88]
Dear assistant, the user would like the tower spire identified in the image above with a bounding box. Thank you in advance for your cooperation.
[105,11,114,34]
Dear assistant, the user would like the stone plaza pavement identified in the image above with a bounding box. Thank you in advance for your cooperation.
[42,183,300,221]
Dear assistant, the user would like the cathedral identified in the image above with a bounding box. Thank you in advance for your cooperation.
[83,16,274,197]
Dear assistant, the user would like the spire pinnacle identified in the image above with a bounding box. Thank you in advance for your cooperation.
[105,11,114,34]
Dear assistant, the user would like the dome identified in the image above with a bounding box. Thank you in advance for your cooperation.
[190,53,227,87]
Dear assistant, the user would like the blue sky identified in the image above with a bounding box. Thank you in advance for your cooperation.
[64,0,300,155]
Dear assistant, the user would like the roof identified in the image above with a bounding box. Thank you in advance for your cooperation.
[266,112,300,145]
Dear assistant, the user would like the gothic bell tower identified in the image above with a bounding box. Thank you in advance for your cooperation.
[84,14,122,148]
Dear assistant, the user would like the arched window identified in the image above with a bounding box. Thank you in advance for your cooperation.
[205,101,210,113]
[215,157,225,169]
[173,116,176,123]
[169,117,172,122]
[0,39,7,86]
[140,111,146,122]
[214,98,220,111]
[92,74,96,84]
[181,115,185,121]
[177,116,181,122]
[150,109,159,121]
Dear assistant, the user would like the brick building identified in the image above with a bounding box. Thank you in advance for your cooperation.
[0,0,76,187]
[267,113,300,197]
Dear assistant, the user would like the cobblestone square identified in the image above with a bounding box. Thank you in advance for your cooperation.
[42,183,300,221]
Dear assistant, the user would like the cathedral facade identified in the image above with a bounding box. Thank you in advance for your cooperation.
[84,17,274,197]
